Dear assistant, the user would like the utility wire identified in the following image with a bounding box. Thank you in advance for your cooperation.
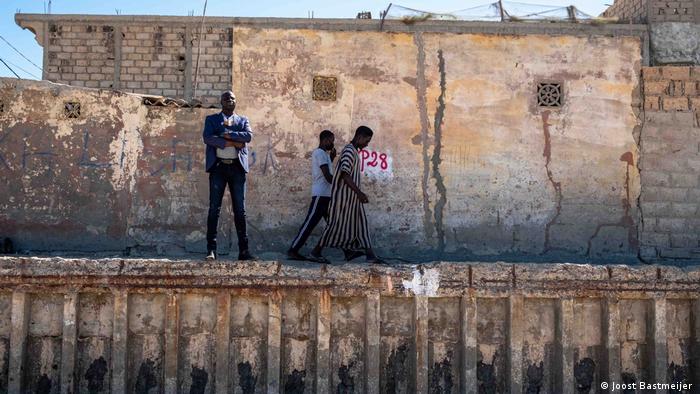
[192,0,208,100]
[0,56,21,78]
[0,34,43,72]
[1,56,40,79]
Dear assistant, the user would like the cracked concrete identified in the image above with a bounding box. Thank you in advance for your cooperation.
[431,49,448,255]
[413,32,436,250]
[541,110,562,255]
[2,28,644,263]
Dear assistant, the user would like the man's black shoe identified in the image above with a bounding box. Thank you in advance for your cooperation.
[205,250,217,261]
[343,249,366,261]
[238,250,257,261]
[286,249,308,261]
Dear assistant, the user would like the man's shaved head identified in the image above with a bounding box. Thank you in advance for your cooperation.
[221,91,236,114]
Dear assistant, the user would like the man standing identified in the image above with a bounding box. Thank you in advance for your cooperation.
[203,91,255,261]
[286,130,337,260]
[310,126,384,264]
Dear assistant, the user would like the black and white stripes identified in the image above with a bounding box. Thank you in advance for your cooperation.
[318,144,373,249]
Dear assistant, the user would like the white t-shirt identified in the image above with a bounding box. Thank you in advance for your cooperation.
[311,148,333,197]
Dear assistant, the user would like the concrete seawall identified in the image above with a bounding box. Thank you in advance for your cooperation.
[0,257,698,393]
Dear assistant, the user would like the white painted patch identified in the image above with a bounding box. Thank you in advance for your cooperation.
[108,98,146,192]
[359,148,393,179]
[402,267,440,296]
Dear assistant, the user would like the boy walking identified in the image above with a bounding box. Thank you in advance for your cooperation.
[287,130,336,260]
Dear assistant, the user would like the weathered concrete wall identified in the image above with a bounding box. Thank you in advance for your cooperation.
[0,257,698,393]
[1,25,645,262]
[0,79,208,253]
[650,23,700,65]
[640,66,700,262]
[232,28,644,261]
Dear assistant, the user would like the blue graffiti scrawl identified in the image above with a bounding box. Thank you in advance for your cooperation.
[78,131,111,169]
[22,133,56,173]
[147,137,193,176]
[261,134,280,175]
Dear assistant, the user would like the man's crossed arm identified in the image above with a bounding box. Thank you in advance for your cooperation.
[203,116,252,149]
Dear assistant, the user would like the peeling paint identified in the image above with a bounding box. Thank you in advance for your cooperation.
[108,99,145,192]
[402,267,440,296]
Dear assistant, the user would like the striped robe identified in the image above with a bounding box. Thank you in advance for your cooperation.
[318,143,372,249]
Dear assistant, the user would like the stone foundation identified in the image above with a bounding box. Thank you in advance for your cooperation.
[0,257,698,393]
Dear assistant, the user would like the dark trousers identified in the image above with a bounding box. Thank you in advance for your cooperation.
[207,159,248,253]
[290,196,331,252]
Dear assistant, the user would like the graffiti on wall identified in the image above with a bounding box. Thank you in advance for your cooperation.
[360,148,393,178]
[0,127,396,183]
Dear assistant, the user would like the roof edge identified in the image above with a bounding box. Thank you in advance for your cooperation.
[14,13,648,36]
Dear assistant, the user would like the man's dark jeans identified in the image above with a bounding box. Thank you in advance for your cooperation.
[207,159,248,253]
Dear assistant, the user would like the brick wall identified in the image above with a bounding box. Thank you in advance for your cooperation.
[44,21,232,106]
[648,0,697,22]
[601,0,649,23]
[190,26,233,107]
[643,66,700,116]
[46,24,116,89]
[120,25,187,98]
[602,0,698,22]
[640,66,700,260]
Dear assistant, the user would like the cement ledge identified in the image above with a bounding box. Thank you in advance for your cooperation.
[15,12,649,36]
[0,256,698,295]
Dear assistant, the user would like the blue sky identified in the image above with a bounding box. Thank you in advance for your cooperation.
[1,0,612,79]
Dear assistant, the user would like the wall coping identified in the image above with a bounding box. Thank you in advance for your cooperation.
[15,13,648,40]
[1,257,698,296]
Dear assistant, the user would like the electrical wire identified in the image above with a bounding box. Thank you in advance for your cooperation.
[0,34,43,72]
[0,56,21,78]
[1,56,40,79]
[192,0,208,100]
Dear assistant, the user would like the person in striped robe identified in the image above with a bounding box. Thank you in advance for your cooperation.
[310,126,384,264]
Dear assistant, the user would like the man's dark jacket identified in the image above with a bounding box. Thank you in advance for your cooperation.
[202,112,253,172]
